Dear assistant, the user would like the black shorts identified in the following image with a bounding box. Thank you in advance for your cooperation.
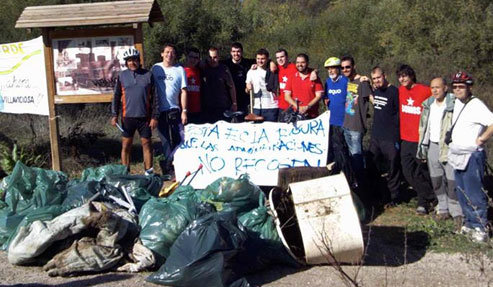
[122,117,151,139]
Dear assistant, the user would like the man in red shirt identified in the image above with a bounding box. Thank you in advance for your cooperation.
[275,49,297,111]
[397,64,436,214]
[284,53,323,119]
[184,47,202,124]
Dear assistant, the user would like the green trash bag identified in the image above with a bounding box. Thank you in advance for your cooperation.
[238,193,279,242]
[69,164,128,184]
[198,175,261,216]
[138,197,214,265]
[0,161,69,249]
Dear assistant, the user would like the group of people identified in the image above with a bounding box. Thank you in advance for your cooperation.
[110,42,493,243]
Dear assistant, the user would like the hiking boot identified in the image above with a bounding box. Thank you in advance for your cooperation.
[453,216,463,234]
[416,206,428,215]
[470,227,489,243]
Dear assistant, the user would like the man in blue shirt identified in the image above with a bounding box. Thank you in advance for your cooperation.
[322,57,355,186]
[151,44,188,175]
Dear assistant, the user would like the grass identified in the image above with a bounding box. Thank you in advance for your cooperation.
[372,197,493,257]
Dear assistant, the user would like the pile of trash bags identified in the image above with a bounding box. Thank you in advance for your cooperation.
[0,162,298,286]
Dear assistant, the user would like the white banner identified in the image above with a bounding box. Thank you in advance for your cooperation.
[0,37,49,116]
[174,112,330,189]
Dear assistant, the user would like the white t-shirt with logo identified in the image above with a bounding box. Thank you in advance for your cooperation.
[451,97,493,148]
[428,100,446,142]
[246,68,278,109]
[152,63,187,112]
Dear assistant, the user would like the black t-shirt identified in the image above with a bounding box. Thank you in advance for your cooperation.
[371,84,400,142]
[201,64,233,111]
[222,57,255,112]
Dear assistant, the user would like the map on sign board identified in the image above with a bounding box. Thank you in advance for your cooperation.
[174,111,330,188]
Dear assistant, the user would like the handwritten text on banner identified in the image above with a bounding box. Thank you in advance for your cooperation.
[0,37,48,116]
[174,112,330,188]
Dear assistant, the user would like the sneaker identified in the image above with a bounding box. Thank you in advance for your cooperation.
[416,206,427,215]
[470,227,489,243]
[144,167,154,176]
[460,225,474,235]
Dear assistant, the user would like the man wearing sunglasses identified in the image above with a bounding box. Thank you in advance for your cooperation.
[340,56,371,189]
[397,64,436,215]
[448,71,493,243]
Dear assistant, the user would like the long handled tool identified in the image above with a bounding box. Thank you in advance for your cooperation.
[244,89,264,122]
[159,164,203,197]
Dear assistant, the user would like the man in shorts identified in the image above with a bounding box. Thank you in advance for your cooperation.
[111,48,158,175]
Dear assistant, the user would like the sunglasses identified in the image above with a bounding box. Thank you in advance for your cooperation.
[342,65,352,70]
[452,85,467,90]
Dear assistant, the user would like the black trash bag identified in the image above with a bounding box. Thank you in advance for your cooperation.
[147,212,298,287]
[104,174,163,210]
[62,181,125,210]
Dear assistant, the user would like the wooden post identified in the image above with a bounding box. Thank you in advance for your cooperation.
[134,23,144,66]
[42,28,61,171]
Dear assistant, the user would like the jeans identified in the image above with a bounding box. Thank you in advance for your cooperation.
[455,150,487,231]
[253,108,279,122]
[343,127,365,187]
[157,109,183,170]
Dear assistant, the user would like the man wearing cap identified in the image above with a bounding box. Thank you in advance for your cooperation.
[448,71,493,243]
[111,48,158,175]
[323,57,349,162]
[397,64,436,215]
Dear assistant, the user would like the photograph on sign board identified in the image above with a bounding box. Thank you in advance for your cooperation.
[53,36,134,95]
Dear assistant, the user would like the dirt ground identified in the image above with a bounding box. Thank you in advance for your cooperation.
[0,246,491,287]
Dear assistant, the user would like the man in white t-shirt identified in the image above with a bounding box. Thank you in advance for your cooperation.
[245,48,279,121]
[417,77,462,228]
[151,43,188,174]
[448,71,493,243]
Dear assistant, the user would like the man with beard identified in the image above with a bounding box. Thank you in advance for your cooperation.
[201,47,237,123]
[283,53,323,119]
